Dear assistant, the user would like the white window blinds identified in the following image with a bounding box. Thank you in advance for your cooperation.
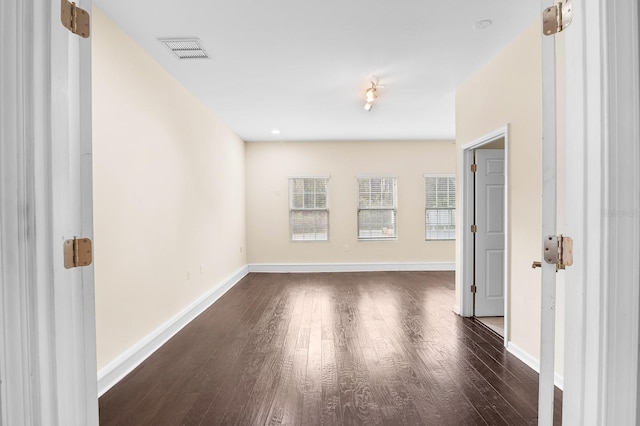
[289,177,329,241]
[425,175,455,240]
[357,177,397,240]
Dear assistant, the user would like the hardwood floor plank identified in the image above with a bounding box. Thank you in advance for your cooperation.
[231,350,281,425]
[99,271,562,426]
[320,339,341,425]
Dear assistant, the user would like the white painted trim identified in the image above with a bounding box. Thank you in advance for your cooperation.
[562,2,603,423]
[355,173,399,178]
[458,125,510,347]
[77,1,99,420]
[600,2,640,423]
[460,126,508,151]
[507,342,564,390]
[539,1,560,422]
[1,2,34,423]
[423,173,455,178]
[2,0,97,423]
[248,262,455,273]
[49,1,98,423]
[563,1,640,424]
[287,175,331,179]
[97,265,249,396]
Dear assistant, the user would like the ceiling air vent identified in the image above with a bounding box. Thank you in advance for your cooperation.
[159,38,208,59]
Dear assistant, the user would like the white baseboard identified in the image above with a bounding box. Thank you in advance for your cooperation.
[507,341,564,390]
[248,262,455,273]
[97,265,249,396]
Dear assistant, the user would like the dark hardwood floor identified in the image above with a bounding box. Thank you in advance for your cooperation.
[99,271,562,425]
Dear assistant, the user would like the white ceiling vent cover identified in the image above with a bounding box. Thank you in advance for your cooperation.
[159,38,208,59]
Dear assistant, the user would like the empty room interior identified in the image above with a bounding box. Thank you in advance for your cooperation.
[91,1,565,424]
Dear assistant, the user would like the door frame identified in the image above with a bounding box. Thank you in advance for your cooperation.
[562,0,640,424]
[0,0,97,424]
[459,125,510,345]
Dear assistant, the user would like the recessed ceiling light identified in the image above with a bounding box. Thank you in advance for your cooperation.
[271,129,281,135]
[473,20,493,31]
[159,38,208,59]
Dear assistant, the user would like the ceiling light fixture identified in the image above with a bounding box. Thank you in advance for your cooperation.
[271,129,281,135]
[364,81,378,111]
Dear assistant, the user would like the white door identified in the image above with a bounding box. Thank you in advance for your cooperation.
[474,149,505,317]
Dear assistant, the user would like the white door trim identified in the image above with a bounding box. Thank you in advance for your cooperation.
[539,0,560,422]
[1,2,36,422]
[563,0,640,424]
[0,0,97,424]
[51,0,98,423]
[459,125,510,346]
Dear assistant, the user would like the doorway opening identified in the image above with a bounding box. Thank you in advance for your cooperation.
[459,126,509,345]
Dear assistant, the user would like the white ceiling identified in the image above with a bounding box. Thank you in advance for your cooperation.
[93,0,539,142]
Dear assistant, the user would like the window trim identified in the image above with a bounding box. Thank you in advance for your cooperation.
[288,176,330,242]
[356,176,398,241]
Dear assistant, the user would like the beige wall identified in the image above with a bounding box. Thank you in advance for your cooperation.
[92,8,247,369]
[456,22,565,376]
[245,140,456,264]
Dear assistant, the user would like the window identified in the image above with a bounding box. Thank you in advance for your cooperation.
[357,176,397,240]
[425,175,455,240]
[289,177,329,241]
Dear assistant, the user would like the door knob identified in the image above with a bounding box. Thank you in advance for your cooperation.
[532,261,542,269]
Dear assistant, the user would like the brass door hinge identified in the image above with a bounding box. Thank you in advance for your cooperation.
[543,234,573,271]
[470,163,477,173]
[471,224,478,233]
[543,0,572,36]
[64,237,92,269]
[471,285,477,294]
[61,0,90,38]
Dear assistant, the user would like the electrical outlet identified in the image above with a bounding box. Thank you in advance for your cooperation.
[187,270,191,280]
[344,244,349,252]
[240,246,243,253]
[200,264,204,274]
